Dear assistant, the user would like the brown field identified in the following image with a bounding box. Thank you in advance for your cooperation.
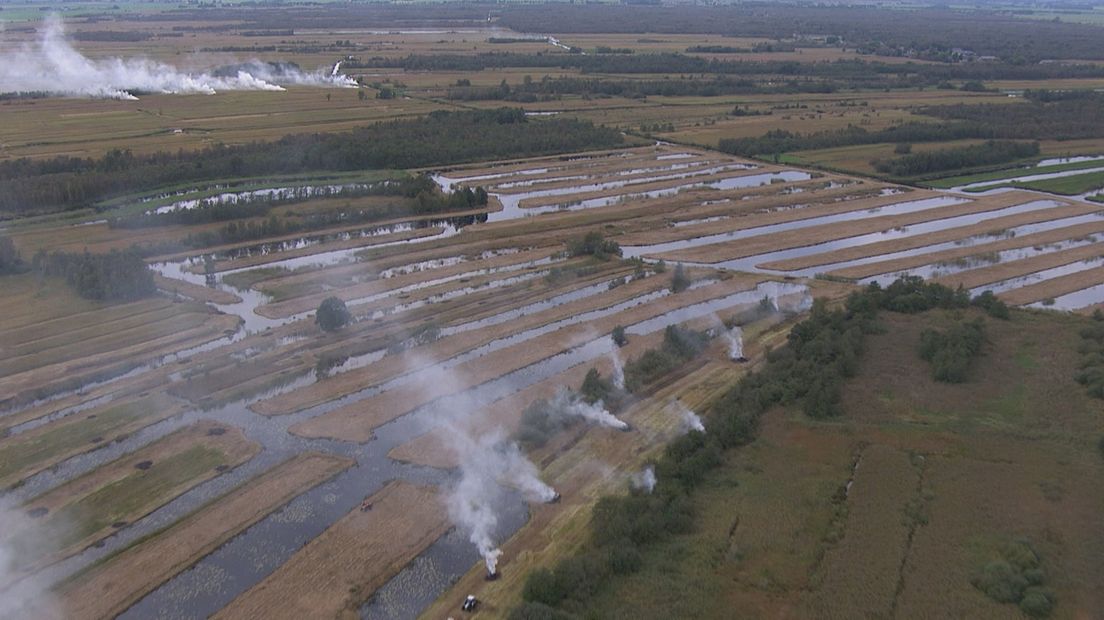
[0,273,240,408]
[212,481,449,620]
[291,275,765,442]
[56,452,353,620]
[929,243,1104,291]
[780,220,1104,278]
[0,88,445,160]
[998,266,1104,306]
[654,194,1080,264]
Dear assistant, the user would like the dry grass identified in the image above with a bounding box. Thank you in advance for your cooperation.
[212,480,450,620]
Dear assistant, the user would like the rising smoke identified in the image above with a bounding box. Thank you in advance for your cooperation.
[0,15,356,99]
[550,388,628,431]
[445,421,557,575]
[630,466,656,493]
[0,501,58,618]
[419,356,559,577]
[608,338,626,391]
[669,399,705,433]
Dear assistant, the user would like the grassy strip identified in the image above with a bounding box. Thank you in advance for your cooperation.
[0,394,178,488]
[967,169,1104,196]
[925,157,1104,189]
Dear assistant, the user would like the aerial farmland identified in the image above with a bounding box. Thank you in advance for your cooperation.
[1,3,1102,619]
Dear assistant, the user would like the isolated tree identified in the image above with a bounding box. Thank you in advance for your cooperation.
[316,296,351,332]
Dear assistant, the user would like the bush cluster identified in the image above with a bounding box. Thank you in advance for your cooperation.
[622,325,708,393]
[565,231,622,260]
[918,318,987,383]
[971,540,1056,617]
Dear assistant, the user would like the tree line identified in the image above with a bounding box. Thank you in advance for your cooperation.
[718,93,1104,158]
[352,52,1104,82]
[873,140,1040,179]
[498,5,1104,62]
[0,108,621,217]
[32,249,156,302]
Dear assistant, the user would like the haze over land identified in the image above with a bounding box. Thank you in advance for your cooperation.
[0,2,1101,619]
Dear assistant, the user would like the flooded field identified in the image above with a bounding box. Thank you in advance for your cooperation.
[9,143,1104,620]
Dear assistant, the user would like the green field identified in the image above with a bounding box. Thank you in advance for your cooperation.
[994,170,1104,196]
[926,157,1104,189]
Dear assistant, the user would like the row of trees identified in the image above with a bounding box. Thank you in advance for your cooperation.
[872,140,1040,179]
[498,5,1104,62]
[355,51,1104,81]
[178,184,488,251]
[445,75,844,102]
[719,93,1104,158]
[512,277,1009,618]
[32,249,156,301]
[0,108,621,216]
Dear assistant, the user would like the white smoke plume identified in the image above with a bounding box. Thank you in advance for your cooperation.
[0,500,59,619]
[710,314,744,360]
[760,281,813,315]
[445,422,557,575]
[608,338,626,391]
[0,15,356,99]
[549,388,628,431]
[631,466,656,493]
[726,325,744,360]
[669,399,705,433]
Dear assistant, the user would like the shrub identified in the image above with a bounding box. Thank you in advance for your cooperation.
[918,318,986,382]
[1020,587,1057,618]
[32,248,155,301]
[315,296,351,331]
[972,560,1028,603]
[516,397,571,448]
[971,290,1011,319]
[566,231,621,260]
[612,325,627,347]
[522,568,563,607]
[972,539,1054,616]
